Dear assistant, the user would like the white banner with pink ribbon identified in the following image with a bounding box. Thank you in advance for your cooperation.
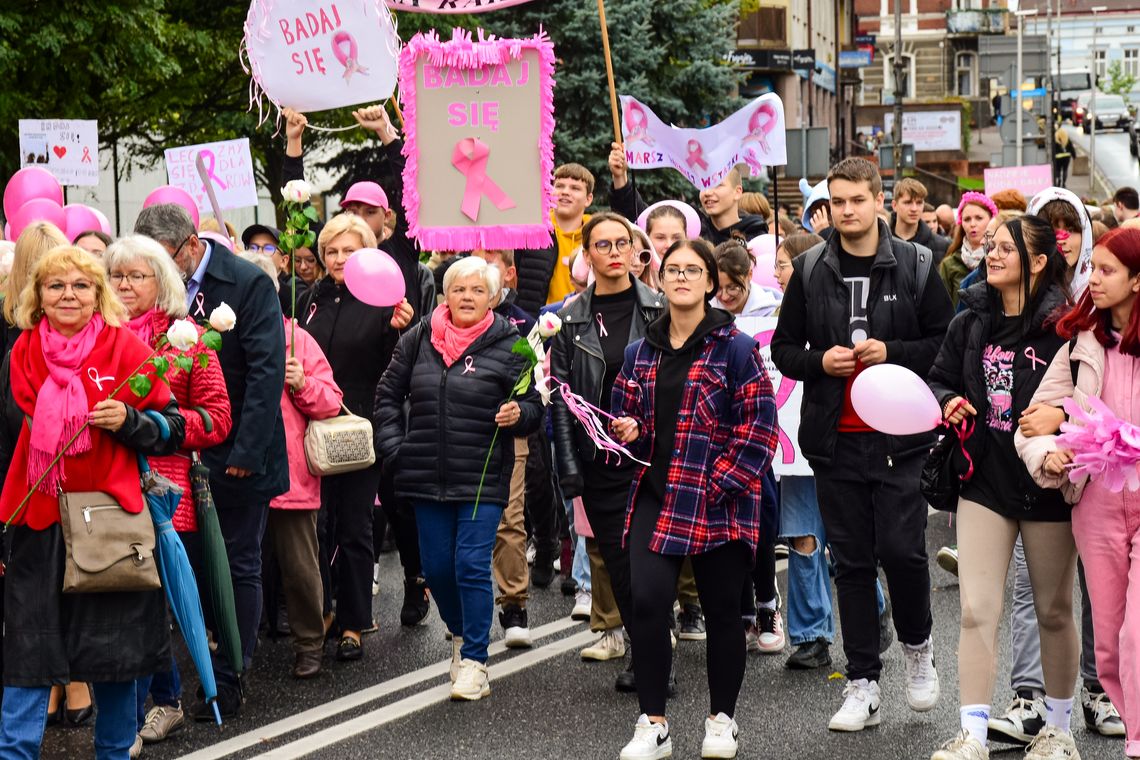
[620,94,787,191]
[385,0,537,11]
[735,315,810,477]
[398,28,555,251]
[164,138,258,212]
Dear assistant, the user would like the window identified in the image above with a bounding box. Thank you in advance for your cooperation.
[1095,49,1107,79]
[956,52,978,97]
[885,53,915,100]
[1126,49,1140,78]
[737,7,787,46]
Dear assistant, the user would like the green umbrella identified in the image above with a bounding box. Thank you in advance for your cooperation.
[190,453,243,678]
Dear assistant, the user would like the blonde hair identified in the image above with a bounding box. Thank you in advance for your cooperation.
[199,218,241,249]
[5,222,69,324]
[317,214,377,264]
[17,246,126,329]
[739,192,771,219]
[103,235,189,318]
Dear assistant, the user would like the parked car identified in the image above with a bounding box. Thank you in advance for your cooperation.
[1078,93,1132,134]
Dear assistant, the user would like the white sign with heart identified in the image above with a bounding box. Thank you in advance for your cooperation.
[18,119,100,187]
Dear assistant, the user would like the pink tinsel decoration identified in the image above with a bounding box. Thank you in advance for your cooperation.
[1057,396,1140,492]
[544,377,650,468]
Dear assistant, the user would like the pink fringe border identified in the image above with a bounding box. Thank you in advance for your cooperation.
[398,28,556,252]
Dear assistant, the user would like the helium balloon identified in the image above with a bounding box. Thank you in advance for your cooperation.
[343,248,405,307]
[636,200,702,240]
[851,364,943,436]
[747,234,781,290]
[4,167,63,223]
[9,198,65,242]
[64,205,106,243]
[142,185,200,228]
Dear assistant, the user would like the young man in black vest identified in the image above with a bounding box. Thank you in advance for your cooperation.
[772,158,952,733]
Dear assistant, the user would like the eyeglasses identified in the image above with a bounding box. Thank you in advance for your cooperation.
[110,272,157,285]
[662,265,706,282]
[635,249,653,266]
[982,232,995,254]
[774,261,793,271]
[248,243,280,254]
[592,238,632,255]
[719,283,746,298]
[170,234,193,258]
[986,242,1019,261]
[44,280,94,296]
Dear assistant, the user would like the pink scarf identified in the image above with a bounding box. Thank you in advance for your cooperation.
[430,304,494,367]
[28,314,105,492]
[126,308,162,347]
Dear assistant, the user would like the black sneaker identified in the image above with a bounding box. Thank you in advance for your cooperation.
[785,638,832,670]
[678,604,707,641]
[499,604,532,648]
[615,656,637,692]
[192,683,242,722]
[400,577,430,627]
[878,597,894,654]
[560,576,579,596]
[531,551,556,589]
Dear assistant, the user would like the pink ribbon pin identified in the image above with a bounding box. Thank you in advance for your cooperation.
[451,138,516,222]
[462,356,476,375]
[193,292,206,317]
[624,101,653,146]
[87,367,114,392]
[596,313,609,338]
[1024,347,1046,370]
[306,303,318,325]
[685,140,708,171]
[199,149,228,190]
[331,31,369,83]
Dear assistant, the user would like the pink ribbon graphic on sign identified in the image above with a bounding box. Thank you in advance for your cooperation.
[685,140,708,171]
[1024,346,1046,370]
[81,147,92,164]
[331,31,369,83]
[199,150,228,190]
[451,138,517,222]
[193,292,206,317]
[744,103,778,154]
[462,356,476,375]
[755,329,798,465]
[624,101,654,146]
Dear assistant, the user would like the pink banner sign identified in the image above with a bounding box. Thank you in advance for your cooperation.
[398,28,555,251]
[736,315,810,476]
[385,0,537,11]
[983,164,1053,200]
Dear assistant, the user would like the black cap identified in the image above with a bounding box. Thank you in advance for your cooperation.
[241,224,281,247]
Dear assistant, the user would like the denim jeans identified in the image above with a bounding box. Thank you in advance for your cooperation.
[135,656,181,727]
[566,499,591,592]
[414,501,504,663]
[778,476,835,645]
[1,682,135,760]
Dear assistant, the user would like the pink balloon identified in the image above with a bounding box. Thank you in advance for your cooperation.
[9,198,65,242]
[343,248,405,307]
[63,204,105,243]
[850,364,942,436]
[747,234,781,290]
[90,207,113,236]
[142,185,200,228]
[4,167,63,223]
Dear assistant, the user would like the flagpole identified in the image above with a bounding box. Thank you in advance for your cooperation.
[596,0,622,143]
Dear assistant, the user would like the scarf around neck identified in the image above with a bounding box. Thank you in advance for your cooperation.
[960,237,986,270]
[430,304,494,367]
[126,307,166,347]
[29,314,105,493]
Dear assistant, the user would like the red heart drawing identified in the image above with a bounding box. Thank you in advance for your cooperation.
[52,146,67,159]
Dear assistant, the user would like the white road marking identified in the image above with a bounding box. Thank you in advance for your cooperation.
[246,629,598,759]
[179,616,583,760]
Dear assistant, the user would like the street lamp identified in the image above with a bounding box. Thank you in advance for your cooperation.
[1091,5,1107,195]
[1015,9,1038,167]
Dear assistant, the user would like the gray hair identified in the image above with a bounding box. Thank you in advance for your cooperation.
[442,255,500,295]
[134,204,195,249]
[238,251,279,292]
[104,235,189,318]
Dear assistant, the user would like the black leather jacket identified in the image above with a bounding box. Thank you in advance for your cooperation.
[549,278,664,497]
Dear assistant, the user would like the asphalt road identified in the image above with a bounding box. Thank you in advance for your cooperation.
[1067,128,1140,197]
[39,511,1127,760]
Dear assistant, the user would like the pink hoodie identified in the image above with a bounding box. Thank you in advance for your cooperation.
[271,317,344,510]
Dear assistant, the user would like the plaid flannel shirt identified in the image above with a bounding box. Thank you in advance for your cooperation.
[612,324,778,556]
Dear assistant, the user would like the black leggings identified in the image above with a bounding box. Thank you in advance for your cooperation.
[628,496,751,717]
[741,535,777,616]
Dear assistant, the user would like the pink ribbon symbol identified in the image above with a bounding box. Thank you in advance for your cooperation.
[331,31,369,83]
[462,356,476,375]
[596,313,609,338]
[193,292,206,317]
[87,367,114,392]
[306,303,318,325]
[744,103,777,154]
[199,150,228,191]
[623,101,654,146]
[451,138,516,222]
[81,147,92,164]
[685,140,708,171]
[1024,347,1046,370]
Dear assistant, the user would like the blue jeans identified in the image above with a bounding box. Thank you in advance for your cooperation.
[778,476,835,645]
[135,656,181,727]
[566,499,590,592]
[1,682,135,760]
[414,501,503,663]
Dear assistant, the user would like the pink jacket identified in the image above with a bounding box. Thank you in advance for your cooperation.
[270,318,343,510]
[1014,330,1104,504]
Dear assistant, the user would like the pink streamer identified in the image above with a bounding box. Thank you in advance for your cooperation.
[451,138,516,221]
[544,376,650,468]
[1057,396,1140,492]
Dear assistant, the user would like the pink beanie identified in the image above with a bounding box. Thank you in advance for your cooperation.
[956,192,998,225]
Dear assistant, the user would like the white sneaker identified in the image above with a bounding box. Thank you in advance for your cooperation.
[1081,686,1125,737]
[129,734,143,760]
[371,561,380,597]
[581,627,625,661]
[828,678,881,732]
[931,730,989,760]
[988,691,1045,745]
[449,658,490,701]
[449,636,464,683]
[1024,725,1081,759]
[619,714,672,760]
[701,712,739,758]
[572,589,592,621]
[902,638,940,712]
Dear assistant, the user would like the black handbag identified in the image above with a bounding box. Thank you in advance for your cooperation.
[920,418,975,513]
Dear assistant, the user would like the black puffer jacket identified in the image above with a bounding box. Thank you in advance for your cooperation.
[892,213,950,265]
[514,243,558,318]
[550,279,664,497]
[374,314,542,506]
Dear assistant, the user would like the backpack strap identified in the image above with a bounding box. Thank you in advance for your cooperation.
[912,242,933,307]
[800,247,825,292]
[1068,335,1079,387]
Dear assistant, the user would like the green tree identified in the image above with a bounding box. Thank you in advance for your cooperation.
[1104,60,1138,97]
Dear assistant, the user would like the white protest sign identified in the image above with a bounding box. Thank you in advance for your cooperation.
[883,110,962,152]
[735,315,811,477]
[385,0,537,11]
[18,119,99,186]
[164,139,258,212]
[243,0,400,114]
[620,94,787,191]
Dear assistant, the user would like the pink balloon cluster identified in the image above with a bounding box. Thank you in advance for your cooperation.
[3,167,112,242]
[343,248,405,307]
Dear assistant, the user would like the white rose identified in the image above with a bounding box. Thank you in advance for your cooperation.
[165,319,200,351]
[281,180,312,204]
[536,312,562,338]
[208,302,237,332]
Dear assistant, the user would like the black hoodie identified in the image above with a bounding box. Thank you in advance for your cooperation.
[891,213,950,265]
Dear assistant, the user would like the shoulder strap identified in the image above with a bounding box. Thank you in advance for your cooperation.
[911,242,933,308]
[800,247,825,294]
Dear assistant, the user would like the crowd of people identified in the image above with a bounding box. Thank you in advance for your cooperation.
[0,100,1139,760]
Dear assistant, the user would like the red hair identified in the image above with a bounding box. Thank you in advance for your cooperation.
[1056,227,1140,355]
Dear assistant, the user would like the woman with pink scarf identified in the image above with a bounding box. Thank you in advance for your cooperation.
[375,256,542,702]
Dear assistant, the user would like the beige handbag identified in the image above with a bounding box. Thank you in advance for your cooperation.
[304,403,376,476]
[57,490,161,593]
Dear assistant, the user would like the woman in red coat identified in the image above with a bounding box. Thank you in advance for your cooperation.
[105,235,232,748]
